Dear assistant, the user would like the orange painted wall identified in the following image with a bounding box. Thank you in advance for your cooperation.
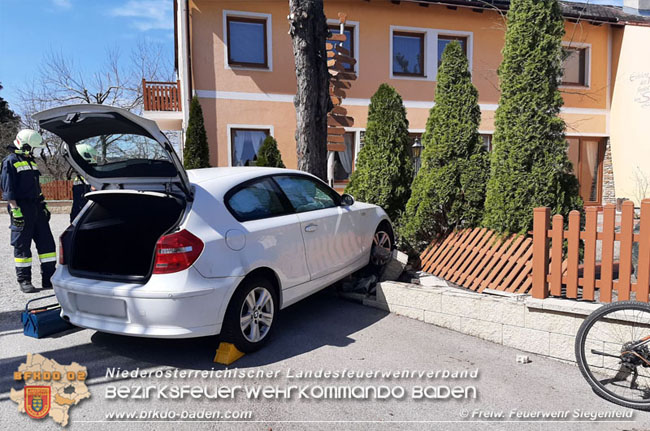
[190,0,611,167]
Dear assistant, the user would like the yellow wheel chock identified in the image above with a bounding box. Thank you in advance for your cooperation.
[213,342,245,365]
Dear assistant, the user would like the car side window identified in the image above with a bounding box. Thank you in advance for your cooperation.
[274,176,338,213]
[227,178,288,221]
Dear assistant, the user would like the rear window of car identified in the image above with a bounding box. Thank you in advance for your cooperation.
[40,112,178,179]
[227,178,288,221]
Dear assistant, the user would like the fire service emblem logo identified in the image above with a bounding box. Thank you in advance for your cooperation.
[24,386,51,419]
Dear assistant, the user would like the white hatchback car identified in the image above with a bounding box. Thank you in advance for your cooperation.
[35,105,394,352]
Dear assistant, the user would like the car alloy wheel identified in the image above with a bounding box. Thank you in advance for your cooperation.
[370,229,392,266]
[239,287,274,343]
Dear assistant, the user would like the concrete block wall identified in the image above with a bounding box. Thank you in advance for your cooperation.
[364,281,605,364]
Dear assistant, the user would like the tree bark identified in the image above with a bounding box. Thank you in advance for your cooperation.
[288,0,331,181]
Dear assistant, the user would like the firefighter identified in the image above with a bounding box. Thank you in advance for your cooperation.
[1,129,56,293]
[68,143,96,222]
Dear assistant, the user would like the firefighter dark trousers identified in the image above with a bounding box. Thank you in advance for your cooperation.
[9,200,56,284]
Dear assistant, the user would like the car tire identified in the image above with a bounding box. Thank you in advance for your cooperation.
[222,276,278,353]
[369,221,395,270]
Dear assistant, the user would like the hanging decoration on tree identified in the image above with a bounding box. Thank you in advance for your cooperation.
[326,12,357,186]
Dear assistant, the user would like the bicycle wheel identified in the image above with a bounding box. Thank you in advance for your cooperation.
[575,301,650,410]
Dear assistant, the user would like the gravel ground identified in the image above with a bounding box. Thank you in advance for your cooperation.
[1,214,650,430]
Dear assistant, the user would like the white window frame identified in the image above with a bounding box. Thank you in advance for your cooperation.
[560,42,591,89]
[329,128,364,187]
[390,26,473,82]
[327,19,360,76]
[328,128,362,186]
[223,10,273,72]
[227,124,274,167]
[479,132,494,152]
[343,128,365,159]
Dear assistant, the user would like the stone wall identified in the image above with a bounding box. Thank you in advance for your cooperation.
[602,138,616,205]
[362,282,606,363]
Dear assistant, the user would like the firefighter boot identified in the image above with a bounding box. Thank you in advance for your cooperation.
[19,280,37,293]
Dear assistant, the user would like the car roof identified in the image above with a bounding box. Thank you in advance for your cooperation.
[187,167,311,183]
[186,167,322,197]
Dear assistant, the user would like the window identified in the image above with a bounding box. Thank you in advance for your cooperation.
[227,178,288,221]
[230,128,270,166]
[72,134,176,178]
[226,16,268,68]
[567,137,605,205]
[392,32,425,77]
[333,132,355,181]
[562,47,588,86]
[391,28,472,81]
[480,134,492,152]
[438,35,467,68]
[358,130,366,152]
[274,176,338,213]
[328,25,354,72]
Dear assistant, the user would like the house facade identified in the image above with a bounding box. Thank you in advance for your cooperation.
[143,0,650,205]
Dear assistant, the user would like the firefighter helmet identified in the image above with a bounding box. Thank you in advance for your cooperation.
[14,129,43,149]
[75,143,98,163]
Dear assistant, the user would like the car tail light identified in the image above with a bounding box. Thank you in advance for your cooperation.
[59,225,74,265]
[59,236,65,265]
[153,229,204,274]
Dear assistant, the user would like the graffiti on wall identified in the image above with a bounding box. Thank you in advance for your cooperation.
[631,72,650,109]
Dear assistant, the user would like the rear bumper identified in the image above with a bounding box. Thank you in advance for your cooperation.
[52,266,243,338]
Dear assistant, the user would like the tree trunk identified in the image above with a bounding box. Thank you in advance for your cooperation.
[288,0,331,181]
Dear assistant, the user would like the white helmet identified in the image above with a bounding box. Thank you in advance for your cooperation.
[14,129,44,149]
[76,143,98,163]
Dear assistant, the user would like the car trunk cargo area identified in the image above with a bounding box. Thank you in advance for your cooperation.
[70,192,185,281]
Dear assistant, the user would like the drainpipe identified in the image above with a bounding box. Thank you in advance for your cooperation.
[178,0,192,159]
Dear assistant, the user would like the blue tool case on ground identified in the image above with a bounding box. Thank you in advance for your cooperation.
[21,294,74,338]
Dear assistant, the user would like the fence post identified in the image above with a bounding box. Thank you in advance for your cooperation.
[601,204,616,303]
[176,80,181,111]
[142,79,148,110]
[532,207,550,299]
[618,201,635,301]
[637,199,650,302]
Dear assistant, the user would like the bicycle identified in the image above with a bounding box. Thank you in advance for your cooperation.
[576,301,650,410]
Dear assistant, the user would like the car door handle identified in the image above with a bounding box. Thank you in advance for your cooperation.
[304,224,318,233]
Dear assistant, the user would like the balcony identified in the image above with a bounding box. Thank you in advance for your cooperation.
[142,79,183,130]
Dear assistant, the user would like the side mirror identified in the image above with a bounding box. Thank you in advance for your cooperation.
[341,193,355,206]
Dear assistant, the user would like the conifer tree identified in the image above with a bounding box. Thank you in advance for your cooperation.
[400,42,488,252]
[483,0,581,234]
[345,84,413,221]
[183,96,210,169]
[256,135,285,168]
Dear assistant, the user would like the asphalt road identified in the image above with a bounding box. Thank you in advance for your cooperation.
[1,214,650,431]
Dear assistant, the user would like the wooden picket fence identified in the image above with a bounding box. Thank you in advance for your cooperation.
[419,227,535,294]
[532,199,650,303]
[40,180,73,200]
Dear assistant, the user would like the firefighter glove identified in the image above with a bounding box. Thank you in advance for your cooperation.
[10,207,24,228]
[42,202,51,222]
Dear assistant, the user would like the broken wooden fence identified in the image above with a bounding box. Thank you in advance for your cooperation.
[419,227,534,294]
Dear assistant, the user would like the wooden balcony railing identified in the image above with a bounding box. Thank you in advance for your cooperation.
[142,79,182,112]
